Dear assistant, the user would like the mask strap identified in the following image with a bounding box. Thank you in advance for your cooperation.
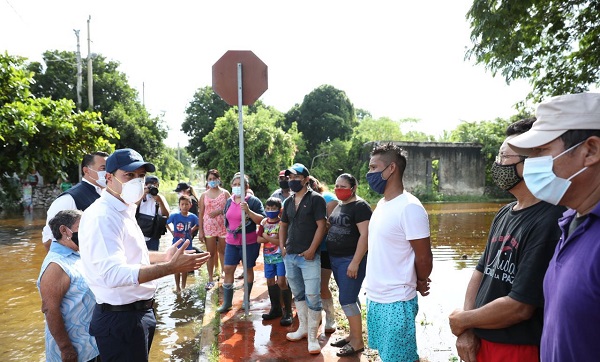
[553,141,584,160]
[567,167,588,181]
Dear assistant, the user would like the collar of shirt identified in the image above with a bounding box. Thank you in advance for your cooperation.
[82,178,103,195]
[49,241,79,257]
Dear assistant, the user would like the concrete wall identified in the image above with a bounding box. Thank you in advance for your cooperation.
[367,141,485,196]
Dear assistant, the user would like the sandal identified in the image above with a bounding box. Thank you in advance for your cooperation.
[205,281,215,290]
[336,343,364,357]
[330,338,350,347]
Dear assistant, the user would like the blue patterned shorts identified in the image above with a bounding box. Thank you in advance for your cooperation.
[367,296,419,362]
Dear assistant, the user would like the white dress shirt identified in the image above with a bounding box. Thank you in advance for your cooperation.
[79,190,156,305]
[42,179,102,243]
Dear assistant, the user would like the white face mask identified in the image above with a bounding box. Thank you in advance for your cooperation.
[113,177,145,204]
[231,186,242,196]
[89,168,107,188]
[523,142,588,205]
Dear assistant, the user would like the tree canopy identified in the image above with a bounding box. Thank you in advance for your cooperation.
[27,50,167,159]
[182,86,231,166]
[285,84,357,152]
[203,106,297,197]
[0,53,117,208]
[467,0,600,103]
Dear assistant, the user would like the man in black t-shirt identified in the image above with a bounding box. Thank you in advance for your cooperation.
[449,118,566,362]
[279,163,327,355]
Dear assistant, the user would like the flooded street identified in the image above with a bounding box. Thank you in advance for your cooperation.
[0,202,504,361]
[0,209,208,362]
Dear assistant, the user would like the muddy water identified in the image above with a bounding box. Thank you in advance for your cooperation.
[0,208,207,362]
[0,202,504,361]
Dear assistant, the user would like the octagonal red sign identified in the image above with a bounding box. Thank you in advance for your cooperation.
[212,50,268,106]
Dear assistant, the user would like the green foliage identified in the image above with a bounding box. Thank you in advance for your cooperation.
[467,0,600,103]
[310,139,351,185]
[182,86,232,166]
[449,117,512,186]
[27,50,167,159]
[202,106,296,197]
[290,84,357,152]
[150,147,186,183]
[0,53,117,208]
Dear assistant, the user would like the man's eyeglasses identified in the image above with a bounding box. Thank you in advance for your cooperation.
[495,154,528,163]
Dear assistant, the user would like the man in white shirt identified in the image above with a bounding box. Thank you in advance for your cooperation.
[365,143,433,362]
[79,148,210,361]
[42,151,109,251]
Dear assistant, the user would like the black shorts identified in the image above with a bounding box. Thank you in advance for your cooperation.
[320,250,331,270]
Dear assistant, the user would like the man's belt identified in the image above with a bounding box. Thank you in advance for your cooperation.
[99,298,154,312]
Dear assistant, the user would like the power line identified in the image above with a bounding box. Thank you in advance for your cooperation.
[3,0,25,23]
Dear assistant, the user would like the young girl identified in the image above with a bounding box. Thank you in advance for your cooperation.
[198,169,230,290]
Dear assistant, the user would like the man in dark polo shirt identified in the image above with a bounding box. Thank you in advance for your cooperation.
[279,163,327,355]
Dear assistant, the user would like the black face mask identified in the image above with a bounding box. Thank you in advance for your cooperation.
[71,232,79,247]
[288,180,304,192]
[491,161,523,191]
[279,180,289,190]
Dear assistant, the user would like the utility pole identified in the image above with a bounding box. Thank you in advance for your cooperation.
[74,29,83,112]
[87,15,93,110]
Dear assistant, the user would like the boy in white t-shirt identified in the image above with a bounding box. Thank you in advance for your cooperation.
[364,143,433,362]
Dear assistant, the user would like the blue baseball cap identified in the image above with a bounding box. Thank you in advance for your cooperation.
[285,163,309,177]
[106,148,156,174]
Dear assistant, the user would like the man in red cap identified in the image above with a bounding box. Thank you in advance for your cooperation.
[270,170,291,202]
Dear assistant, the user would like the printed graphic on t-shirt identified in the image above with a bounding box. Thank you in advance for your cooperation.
[484,234,519,284]
[262,221,282,264]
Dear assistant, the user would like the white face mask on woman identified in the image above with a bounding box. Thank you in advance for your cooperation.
[231,186,242,196]
[523,141,588,205]
[113,177,145,204]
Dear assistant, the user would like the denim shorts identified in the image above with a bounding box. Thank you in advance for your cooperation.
[330,254,366,306]
[224,242,260,267]
[264,261,286,279]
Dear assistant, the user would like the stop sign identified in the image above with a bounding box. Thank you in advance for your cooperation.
[212,50,268,106]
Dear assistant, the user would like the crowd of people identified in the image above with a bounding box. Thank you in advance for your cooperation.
[35,92,600,361]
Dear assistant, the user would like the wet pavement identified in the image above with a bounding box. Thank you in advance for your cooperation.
[200,259,369,362]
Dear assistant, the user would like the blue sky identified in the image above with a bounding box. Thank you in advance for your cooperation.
[1,0,532,147]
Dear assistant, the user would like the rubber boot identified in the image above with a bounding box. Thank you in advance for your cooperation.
[262,284,282,320]
[242,282,253,311]
[217,283,233,313]
[286,300,308,341]
[307,308,322,354]
[322,298,337,333]
[280,288,293,326]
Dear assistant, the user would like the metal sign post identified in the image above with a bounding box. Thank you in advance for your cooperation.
[237,63,249,316]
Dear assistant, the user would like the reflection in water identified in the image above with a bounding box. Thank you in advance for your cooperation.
[0,209,205,362]
[0,202,503,360]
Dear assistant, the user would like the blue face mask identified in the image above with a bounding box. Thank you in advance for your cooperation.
[366,164,391,194]
[207,180,220,189]
[266,211,279,219]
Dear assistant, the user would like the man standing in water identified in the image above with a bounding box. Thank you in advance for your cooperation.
[79,148,210,361]
[365,143,432,362]
[449,118,565,362]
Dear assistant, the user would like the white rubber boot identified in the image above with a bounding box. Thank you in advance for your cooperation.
[322,298,337,333]
[307,308,322,354]
[286,300,308,341]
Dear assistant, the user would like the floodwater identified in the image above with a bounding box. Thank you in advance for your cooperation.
[0,208,207,362]
[0,201,504,361]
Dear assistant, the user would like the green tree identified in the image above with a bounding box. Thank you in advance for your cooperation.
[203,106,296,197]
[467,0,600,103]
[449,117,513,186]
[0,53,117,208]
[182,86,232,165]
[291,84,357,152]
[28,50,167,159]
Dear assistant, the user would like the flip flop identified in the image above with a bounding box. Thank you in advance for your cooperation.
[205,281,215,290]
[330,338,350,347]
[336,343,364,357]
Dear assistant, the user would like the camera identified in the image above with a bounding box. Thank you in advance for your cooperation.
[147,185,159,196]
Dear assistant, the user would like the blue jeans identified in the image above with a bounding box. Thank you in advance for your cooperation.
[330,254,366,309]
[283,253,322,311]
